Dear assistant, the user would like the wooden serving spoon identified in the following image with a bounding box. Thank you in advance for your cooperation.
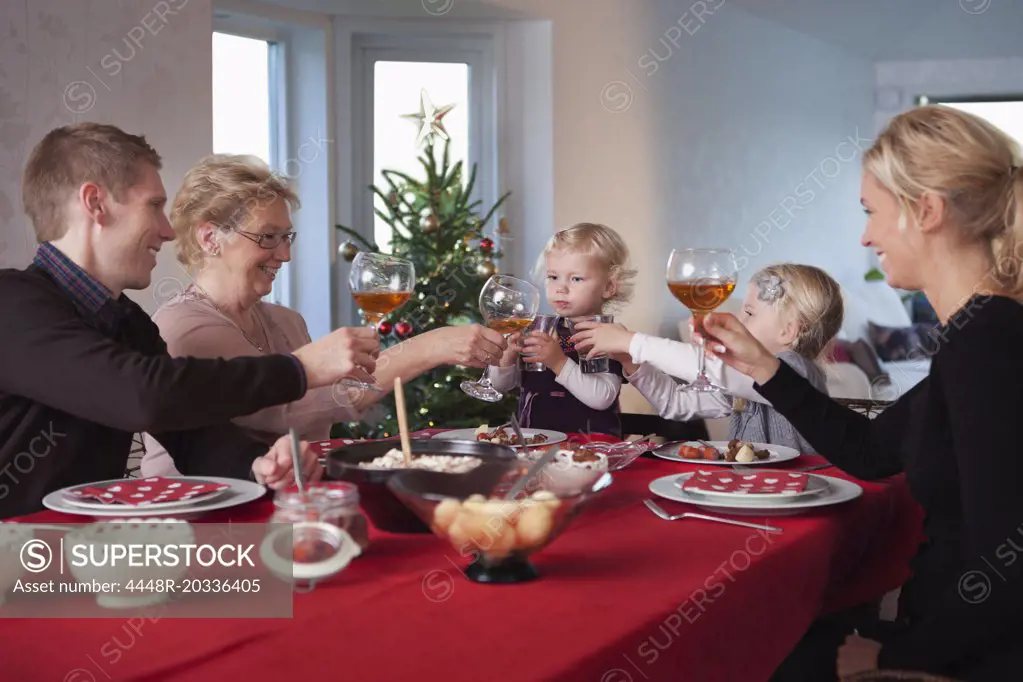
[393,377,414,468]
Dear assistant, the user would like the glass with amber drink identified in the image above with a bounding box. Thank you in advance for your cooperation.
[460,274,540,402]
[666,248,738,393]
[345,251,415,391]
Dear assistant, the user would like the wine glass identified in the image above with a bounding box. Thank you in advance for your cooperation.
[460,275,540,402]
[344,251,415,391]
[666,248,738,393]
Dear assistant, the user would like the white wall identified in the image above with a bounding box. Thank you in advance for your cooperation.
[0,0,212,314]
[472,0,876,410]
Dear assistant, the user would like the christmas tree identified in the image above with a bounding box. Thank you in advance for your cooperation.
[333,90,518,439]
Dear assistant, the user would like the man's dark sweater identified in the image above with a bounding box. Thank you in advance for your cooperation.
[0,244,308,518]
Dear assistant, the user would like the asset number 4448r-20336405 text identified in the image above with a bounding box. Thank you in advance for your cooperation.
[122,578,261,593]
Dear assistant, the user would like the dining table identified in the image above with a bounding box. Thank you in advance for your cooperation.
[0,430,924,682]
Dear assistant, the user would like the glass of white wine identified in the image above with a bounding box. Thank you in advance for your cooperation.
[666,248,738,393]
[344,251,415,391]
[460,275,540,402]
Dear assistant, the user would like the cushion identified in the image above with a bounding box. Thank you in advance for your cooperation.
[907,290,939,324]
[846,338,887,381]
[838,282,912,342]
[868,321,940,362]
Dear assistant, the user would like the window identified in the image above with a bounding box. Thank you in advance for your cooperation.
[211,30,287,304]
[351,35,497,259]
[372,61,470,251]
[917,95,1023,147]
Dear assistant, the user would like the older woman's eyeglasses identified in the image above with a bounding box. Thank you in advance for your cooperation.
[235,229,297,250]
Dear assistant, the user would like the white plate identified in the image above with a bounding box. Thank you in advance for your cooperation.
[431,428,567,448]
[43,477,267,519]
[61,478,230,511]
[651,441,800,466]
[679,471,829,503]
[648,473,862,516]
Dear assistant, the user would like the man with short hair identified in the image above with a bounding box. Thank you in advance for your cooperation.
[0,122,378,518]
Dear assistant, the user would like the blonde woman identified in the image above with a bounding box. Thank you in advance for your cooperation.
[701,106,1023,679]
[490,222,637,437]
[571,263,842,454]
[142,154,507,476]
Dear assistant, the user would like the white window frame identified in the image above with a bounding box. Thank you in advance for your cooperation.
[211,17,292,307]
[344,30,498,324]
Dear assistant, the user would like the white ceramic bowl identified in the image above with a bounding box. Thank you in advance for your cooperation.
[64,518,194,609]
[541,448,609,496]
[0,523,34,605]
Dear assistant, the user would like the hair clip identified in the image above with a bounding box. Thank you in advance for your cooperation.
[754,273,785,303]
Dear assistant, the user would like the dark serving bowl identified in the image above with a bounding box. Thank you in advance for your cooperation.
[325,439,518,533]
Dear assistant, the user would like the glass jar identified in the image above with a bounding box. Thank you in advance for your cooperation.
[271,482,370,552]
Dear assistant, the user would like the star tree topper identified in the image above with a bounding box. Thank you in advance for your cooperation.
[401,89,456,147]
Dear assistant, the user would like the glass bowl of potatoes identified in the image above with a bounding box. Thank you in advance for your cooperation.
[386,461,612,583]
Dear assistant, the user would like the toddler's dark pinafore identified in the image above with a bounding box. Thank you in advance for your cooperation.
[516,319,625,438]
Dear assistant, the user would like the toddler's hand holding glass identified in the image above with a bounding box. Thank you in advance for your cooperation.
[497,331,525,367]
[521,331,567,374]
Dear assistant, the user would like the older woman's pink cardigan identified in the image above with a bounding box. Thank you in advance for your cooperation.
[141,287,359,476]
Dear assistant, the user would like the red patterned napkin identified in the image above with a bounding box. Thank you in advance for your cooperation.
[65,477,230,505]
[682,470,809,495]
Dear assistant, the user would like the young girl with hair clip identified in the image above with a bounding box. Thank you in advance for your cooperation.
[698,105,1023,680]
[489,223,637,437]
[571,263,843,454]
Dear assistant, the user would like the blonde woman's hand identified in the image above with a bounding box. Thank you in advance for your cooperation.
[836,634,881,678]
[700,313,780,384]
[252,434,323,489]
[569,321,634,358]
[433,324,507,368]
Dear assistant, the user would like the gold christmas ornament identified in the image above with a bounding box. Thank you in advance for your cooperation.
[476,260,497,278]
[422,214,440,234]
[497,217,510,234]
[339,241,359,262]
[401,89,456,147]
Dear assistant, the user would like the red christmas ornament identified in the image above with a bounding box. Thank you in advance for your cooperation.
[377,320,393,335]
[479,237,494,252]
[395,321,413,338]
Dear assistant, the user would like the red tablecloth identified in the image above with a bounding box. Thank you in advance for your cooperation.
[0,434,923,682]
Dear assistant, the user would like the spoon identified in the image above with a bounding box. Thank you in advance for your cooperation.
[505,445,559,501]
[289,427,306,497]
[393,377,414,467]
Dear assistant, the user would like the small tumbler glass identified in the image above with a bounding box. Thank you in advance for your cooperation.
[568,314,614,373]
[520,315,561,372]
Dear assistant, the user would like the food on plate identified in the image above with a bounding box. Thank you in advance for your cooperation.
[723,440,771,463]
[356,448,481,473]
[474,424,550,446]
[431,491,562,559]
[678,442,721,460]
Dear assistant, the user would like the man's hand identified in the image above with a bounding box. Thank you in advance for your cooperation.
[252,434,323,489]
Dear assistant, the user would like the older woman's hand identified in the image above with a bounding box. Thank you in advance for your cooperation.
[700,313,780,384]
[434,323,507,368]
[252,434,323,489]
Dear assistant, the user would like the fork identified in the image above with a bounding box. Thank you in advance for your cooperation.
[643,499,782,533]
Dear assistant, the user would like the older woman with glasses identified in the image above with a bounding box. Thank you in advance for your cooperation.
[141,154,507,476]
